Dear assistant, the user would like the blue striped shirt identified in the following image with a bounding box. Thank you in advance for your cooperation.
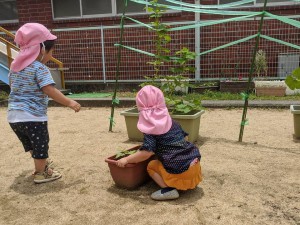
[8,61,55,117]
[140,120,201,174]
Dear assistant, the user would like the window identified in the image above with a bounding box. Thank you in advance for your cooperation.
[116,0,179,14]
[52,0,179,19]
[0,0,18,23]
[219,0,293,6]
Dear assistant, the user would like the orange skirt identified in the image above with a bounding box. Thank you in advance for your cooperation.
[147,159,202,191]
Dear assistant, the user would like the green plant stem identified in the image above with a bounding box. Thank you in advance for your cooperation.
[109,0,128,132]
[238,0,268,142]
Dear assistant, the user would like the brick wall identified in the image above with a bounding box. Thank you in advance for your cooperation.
[1,0,300,83]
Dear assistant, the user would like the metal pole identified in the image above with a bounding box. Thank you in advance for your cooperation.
[195,0,201,81]
[100,26,106,84]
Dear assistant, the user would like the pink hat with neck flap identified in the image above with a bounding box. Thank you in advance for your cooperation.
[136,85,172,135]
[10,23,57,72]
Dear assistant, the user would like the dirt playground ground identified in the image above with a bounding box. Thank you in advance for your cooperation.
[0,107,299,225]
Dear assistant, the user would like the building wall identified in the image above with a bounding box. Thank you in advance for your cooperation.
[2,0,195,30]
[1,0,300,85]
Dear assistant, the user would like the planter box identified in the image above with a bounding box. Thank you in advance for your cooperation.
[189,86,219,94]
[220,81,254,93]
[120,108,205,142]
[255,87,286,97]
[105,145,153,189]
[290,105,300,139]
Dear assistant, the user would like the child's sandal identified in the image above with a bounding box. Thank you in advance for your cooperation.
[31,158,55,176]
[33,165,62,184]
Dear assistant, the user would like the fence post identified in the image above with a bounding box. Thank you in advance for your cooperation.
[100,26,106,83]
[195,0,201,81]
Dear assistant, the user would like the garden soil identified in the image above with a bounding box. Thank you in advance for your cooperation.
[0,107,299,225]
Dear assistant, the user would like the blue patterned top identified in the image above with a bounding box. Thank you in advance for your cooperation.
[140,119,201,174]
[8,61,55,117]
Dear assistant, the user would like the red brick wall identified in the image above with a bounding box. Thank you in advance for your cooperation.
[1,0,300,82]
[2,0,195,30]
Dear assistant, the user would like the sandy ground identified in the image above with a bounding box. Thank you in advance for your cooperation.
[0,107,299,225]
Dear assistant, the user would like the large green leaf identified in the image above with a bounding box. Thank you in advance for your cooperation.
[285,67,300,90]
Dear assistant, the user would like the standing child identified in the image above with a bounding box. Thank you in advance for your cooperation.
[117,85,202,200]
[7,23,81,184]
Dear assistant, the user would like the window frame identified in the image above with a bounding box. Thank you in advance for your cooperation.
[0,0,18,24]
[51,0,179,21]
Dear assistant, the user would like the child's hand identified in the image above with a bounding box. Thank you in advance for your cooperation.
[116,158,128,167]
[68,100,81,112]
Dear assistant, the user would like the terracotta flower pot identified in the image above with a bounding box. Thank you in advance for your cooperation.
[105,145,153,189]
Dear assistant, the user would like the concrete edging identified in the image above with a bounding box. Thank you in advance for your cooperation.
[0,98,299,108]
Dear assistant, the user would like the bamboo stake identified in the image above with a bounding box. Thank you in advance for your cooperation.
[109,0,128,131]
[238,0,268,142]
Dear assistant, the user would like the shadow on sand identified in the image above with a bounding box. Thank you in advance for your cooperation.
[10,170,85,195]
[107,180,204,205]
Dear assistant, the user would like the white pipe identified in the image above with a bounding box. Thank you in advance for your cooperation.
[100,26,107,84]
[195,0,201,81]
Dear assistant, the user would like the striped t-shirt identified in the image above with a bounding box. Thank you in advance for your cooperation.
[8,61,55,117]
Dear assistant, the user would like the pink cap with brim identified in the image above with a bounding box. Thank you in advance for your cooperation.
[10,23,57,72]
[136,85,172,135]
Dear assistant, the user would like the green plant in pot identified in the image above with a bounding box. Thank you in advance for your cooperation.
[253,50,286,96]
[161,47,200,114]
[114,149,137,160]
[143,0,201,114]
[147,0,171,77]
[121,0,204,142]
[254,49,268,78]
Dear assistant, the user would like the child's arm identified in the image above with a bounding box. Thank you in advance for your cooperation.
[116,150,154,167]
[42,85,81,112]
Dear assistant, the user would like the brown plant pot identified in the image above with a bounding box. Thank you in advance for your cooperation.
[105,145,153,189]
[255,87,286,97]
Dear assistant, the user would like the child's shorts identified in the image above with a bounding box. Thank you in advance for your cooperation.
[9,121,49,159]
[147,159,202,191]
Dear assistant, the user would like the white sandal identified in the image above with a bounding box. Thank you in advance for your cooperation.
[34,166,62,184]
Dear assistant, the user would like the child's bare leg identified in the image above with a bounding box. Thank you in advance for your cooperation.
[34,159,48,173]
[33,158,61,184]
[149,172,168,188]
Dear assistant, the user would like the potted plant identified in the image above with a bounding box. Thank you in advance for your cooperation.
[160,47,197,94]
[121,0,204,142]
[253,50,286,96]
[254,80,286,97]
[285,67,300,139]
[254,49,268,78]
[105,145,154,189]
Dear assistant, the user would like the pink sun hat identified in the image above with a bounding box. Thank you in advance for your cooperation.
[136,85,172,135]
[10,23,57,72]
